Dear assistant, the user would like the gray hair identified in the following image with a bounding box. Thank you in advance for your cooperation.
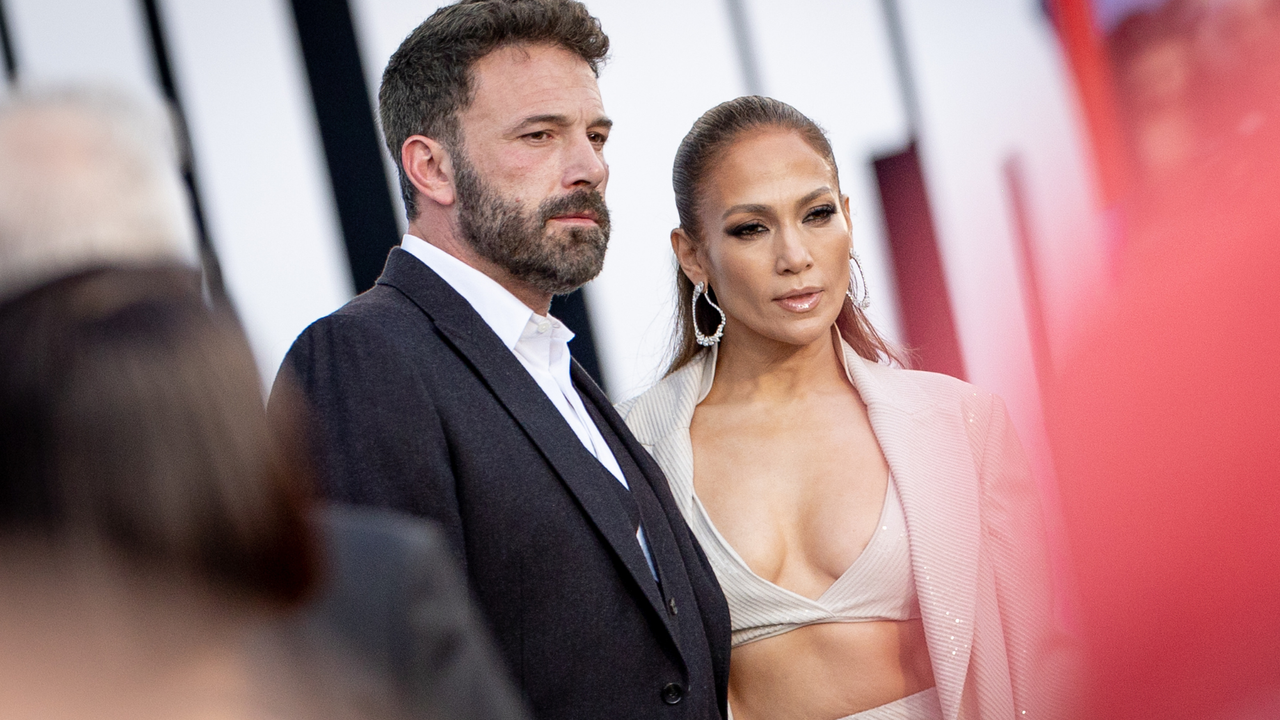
[0,87,199,301]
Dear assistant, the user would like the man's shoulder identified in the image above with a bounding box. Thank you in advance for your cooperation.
[300,283,435,346]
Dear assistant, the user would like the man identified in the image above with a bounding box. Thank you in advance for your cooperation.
[273,1,731,718]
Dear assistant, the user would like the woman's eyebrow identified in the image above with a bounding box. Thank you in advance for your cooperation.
[796,186,833,207]
[721,203,769,220]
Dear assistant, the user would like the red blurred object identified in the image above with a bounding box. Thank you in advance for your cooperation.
[1047,0,1132,205]
[1048,10,1280,715]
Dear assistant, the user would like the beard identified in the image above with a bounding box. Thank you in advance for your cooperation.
[453,150,611,296]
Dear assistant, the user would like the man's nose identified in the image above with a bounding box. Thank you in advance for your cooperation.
[774,226,814,274]
[562,133,607,189]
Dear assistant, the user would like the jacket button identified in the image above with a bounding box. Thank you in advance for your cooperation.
[661,682,684,705]
[667,596,678,615]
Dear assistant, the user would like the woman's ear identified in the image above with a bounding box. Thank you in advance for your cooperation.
[671,228,708,286]
[840,194,853,231]
[402,135,456,207]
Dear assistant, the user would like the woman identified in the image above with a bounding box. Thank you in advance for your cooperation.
[619,97,1072,720]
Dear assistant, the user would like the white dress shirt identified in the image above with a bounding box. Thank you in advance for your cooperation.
[400,235,656,578]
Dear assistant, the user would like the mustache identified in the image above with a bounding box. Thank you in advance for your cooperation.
[539,189,610,231]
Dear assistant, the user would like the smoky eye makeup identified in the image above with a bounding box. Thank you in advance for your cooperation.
[726,220,768,238]
[804,203,837,223]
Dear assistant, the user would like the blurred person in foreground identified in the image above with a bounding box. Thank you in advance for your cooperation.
[618,97,1076,720]
[0,88,524,720]
[1050,5,1280,718]
[274,2,730,717]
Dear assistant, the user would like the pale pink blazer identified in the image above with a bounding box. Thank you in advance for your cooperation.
[618,342,1077,720]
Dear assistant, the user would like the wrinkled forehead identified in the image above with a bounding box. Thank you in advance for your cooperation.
[461,42,605,128]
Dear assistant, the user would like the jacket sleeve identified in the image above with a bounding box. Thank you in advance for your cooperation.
[270,312,468,571]
[977,395,1081,720]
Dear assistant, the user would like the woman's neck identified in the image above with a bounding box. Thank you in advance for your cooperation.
[704,326,849,406]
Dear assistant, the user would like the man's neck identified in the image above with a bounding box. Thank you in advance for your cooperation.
[407,216,552,315]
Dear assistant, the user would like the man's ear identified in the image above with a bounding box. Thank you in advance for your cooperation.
[402,135,456,207]
[671,228,708,286]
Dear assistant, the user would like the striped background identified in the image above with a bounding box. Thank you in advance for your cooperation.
[0,0,1104,507]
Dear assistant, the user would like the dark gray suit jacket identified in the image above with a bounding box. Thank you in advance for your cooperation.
[301,504,530,720]
[274,249,731,720]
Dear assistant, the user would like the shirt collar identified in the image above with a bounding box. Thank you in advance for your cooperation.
[399,234,543,350]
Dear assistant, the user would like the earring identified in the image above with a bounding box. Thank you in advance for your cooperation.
[847,249,871,310]
[692,281,726,346]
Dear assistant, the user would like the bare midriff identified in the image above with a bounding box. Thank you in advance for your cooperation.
[728,619,935,720]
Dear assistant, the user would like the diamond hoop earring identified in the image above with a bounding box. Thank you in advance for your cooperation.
[692,281,726,346]
[847,250,871,310]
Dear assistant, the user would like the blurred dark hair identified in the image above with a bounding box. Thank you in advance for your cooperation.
[0,266,317,605]
[667,95,900,375]
[379,0,609,220]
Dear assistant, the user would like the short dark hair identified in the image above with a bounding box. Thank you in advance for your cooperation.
[0,266,318,605]
[379,0,609,219]
[667,96,901,375]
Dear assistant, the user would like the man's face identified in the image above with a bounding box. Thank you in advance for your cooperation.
[452,43,612,296]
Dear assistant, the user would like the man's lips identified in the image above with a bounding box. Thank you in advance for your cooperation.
[548,213,598,225]
[773,287,824,313]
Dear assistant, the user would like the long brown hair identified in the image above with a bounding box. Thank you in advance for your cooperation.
[666,96,900,375]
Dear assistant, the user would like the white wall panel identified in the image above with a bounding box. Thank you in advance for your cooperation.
[588,0,747,400]
[4,0,155,97]
[742,0,911,345]
[159,0,353,386]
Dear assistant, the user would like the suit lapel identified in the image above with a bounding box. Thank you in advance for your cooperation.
[844,351,980,720]
[376,250,667,621]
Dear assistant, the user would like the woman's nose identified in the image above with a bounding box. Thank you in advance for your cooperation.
[774,227,814,274]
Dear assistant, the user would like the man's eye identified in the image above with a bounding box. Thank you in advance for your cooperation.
[588,132,608,145]
[728,222,767,238]
[525,130,550,141]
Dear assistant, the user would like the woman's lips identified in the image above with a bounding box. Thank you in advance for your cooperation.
[774,289,823,313]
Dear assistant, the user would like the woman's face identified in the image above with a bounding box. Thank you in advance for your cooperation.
[675,128,852,351]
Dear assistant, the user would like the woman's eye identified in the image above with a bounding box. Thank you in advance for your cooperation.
[728,222,767,238]
[805,205,836,223]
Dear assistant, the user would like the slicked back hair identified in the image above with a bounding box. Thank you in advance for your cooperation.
[379,0,609,220]
[667,95,901,375]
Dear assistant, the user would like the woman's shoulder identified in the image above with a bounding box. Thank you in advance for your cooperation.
[614,355,709,446]
[854,354,998,414]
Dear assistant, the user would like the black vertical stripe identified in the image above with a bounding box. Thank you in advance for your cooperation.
[879,0,922,134]
[0,0,17,82]
[138,0,230,308]
[289,0,399,295]
[551,290,605,391]
[724,0,763,96]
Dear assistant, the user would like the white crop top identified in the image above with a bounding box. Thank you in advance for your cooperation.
[688,473,920,647]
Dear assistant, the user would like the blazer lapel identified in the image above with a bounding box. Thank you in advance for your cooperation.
[844,351,980,720]
[376,250,666,617]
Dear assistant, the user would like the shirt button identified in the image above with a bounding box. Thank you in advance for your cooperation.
[661,682,684,705]
[537,321,551,333]
[667,596,678,615]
